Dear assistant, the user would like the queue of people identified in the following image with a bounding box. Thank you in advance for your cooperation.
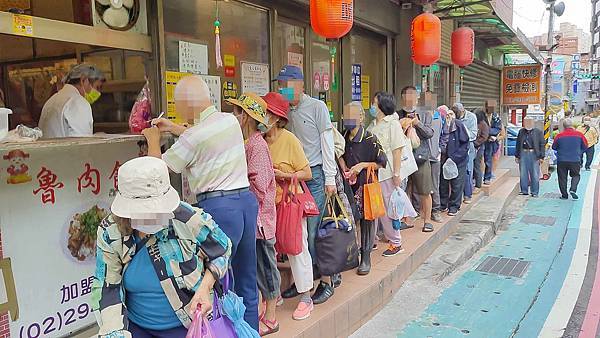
[92,64,507,337]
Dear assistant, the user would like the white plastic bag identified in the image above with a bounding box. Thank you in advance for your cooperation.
[387,187,418,220]
[443,158,459,180]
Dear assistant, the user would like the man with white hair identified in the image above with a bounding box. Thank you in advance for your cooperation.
[552,118,588,200]
[515,117,545,197]
[143,75,260,330]
[39,63,105,138]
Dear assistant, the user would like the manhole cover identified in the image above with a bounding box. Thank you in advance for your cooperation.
[521,215,556,226]
[542,192,563,199]
[475,256,531,278]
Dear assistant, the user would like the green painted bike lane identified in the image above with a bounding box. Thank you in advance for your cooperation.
[398,170,594,338]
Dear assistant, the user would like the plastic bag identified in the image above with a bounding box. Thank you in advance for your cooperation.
[2,125,43,143]
[442,158,459,180]
[387,187,417,222]
[129,80,152,134]
[186,311,215,338]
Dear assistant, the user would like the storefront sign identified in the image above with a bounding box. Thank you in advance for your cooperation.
[361,75,370,109]
[225,67,235,78]
[222,81,238,100]
[224,55,235,68]
[166,71,221,123]
[322,73,330,91]
[241,62,270,96]
[0,142,139,337]
[313,72,321,91]
[351,64,361,101]
[287,52,303,69]
[12,14,33,37]
[178,41,208,75]
[502,65,542,105]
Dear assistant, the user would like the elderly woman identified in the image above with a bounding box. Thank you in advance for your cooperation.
[92,156,232,338]
[227,93,280,336]
[367,91,411,257]
[263,92,315,321]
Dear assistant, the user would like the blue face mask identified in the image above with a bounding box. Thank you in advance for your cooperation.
[279,88,295,102]
[343,119,357,131]
[369,105,378,117]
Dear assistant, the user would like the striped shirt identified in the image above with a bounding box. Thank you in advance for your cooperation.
[162,105,249,194]
[91,202,232,338]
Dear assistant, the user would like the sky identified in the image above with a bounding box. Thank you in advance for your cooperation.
[512,0,592,37]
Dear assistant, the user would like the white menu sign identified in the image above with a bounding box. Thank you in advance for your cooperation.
[179,41,208,75]
[241,62,270,96]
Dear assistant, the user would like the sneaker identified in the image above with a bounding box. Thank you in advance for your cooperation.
[447,210,458,216]
[531,194,539,198]
[570,191,579,200]
[483,180,491,186]
[372,243,379,251]
[473,187,482,194]
[519,192,529,196]
[585,167,591,171]
[431,211,443,223]
[463,197,472,204]
[382,244,404,257]
[292,299,314,320]
[560,195,569,200]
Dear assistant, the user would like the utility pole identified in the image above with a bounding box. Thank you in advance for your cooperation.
[543,1,555,144]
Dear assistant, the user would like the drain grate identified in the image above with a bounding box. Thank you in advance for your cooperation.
[521,214,556,226]
[542,192,563,199]
[475,256,531,278]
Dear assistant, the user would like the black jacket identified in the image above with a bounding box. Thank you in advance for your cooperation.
[515,128,545,160]
[442,119,470,165]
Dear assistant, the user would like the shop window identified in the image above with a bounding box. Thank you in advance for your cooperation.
[430,64,449,107]
[310,32,340,123]
[273,19,306,84]
[163,0,269,112]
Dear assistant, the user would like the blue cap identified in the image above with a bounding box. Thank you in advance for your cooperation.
[277,65,304,81]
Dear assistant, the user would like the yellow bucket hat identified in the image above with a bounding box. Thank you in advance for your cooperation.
[226,92,270,127]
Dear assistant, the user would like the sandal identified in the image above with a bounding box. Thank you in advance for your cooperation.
[259,317,280,336]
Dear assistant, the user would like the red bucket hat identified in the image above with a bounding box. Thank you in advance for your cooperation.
[262,92,289,121]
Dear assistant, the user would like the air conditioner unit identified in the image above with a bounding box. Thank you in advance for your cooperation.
[92,0,148,35]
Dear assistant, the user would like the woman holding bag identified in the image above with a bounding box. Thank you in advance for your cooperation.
[226,93,280,336]
[367,92,414,257]
[338,102,387,275]
[262,92,315,321]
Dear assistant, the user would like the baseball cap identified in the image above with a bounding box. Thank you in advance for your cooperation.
[276,65,304,81]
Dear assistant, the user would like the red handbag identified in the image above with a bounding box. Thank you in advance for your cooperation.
[275,179,304,255]
[294,176,320,217]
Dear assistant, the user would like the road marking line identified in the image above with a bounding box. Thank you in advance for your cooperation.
[538,169,596,337]
[579,174,600,338]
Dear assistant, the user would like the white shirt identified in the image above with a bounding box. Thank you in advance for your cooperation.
[367,113,409,181]
[39,84,93,138]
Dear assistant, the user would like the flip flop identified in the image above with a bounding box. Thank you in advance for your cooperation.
[260,317,280,336]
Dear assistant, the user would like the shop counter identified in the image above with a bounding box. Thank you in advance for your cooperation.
[0,134,157,337]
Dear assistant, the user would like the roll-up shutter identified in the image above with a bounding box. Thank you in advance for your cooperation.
[440,20,453,64]
[461,60,501,110]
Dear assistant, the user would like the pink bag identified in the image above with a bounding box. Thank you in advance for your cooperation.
[129,79,152,134]
[186,311,215,338]
[275,179,304,255]
[294,176,320,217]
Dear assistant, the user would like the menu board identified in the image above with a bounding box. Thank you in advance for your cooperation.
[241,62,270,96]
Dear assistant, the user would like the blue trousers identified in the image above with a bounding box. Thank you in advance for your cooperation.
[463,142,475,198]
[519,151,540,195]
[196,190,259,331]
[129,321,187,338]
[305,165,326,267]
[484,141,499,181]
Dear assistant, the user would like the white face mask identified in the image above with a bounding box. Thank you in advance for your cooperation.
[130,213,174,234]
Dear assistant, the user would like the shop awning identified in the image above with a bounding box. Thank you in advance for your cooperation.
[433,0,544,64]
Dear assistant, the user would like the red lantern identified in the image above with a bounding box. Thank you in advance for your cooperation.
[451,27,475,67]
[411,12,441,66]
[310,0,354,39]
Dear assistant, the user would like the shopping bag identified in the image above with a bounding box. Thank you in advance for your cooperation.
[363,166,386,220]
[186,311,216,338]
[387,187,418,222]
[442,158,459,180]
[316,195,359,275]
[295,178,320,217]
[275,180,304,255]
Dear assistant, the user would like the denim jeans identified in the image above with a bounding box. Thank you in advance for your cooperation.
[473,146,484,188]
[484,141,499,181]
[582,145,595,169]
[519,150,540,196]
[305,165,326,265]
[464,142,476,198]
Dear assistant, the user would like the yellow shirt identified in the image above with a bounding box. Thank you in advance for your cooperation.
[268,129,310,203]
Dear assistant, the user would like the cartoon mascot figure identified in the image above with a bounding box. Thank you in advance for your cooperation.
[3,149,32,184]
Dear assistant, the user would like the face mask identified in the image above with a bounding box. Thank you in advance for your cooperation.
[279,88,295,102]
[85,87,101,104]
[130,221,166,235]
[369,105,378,118]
